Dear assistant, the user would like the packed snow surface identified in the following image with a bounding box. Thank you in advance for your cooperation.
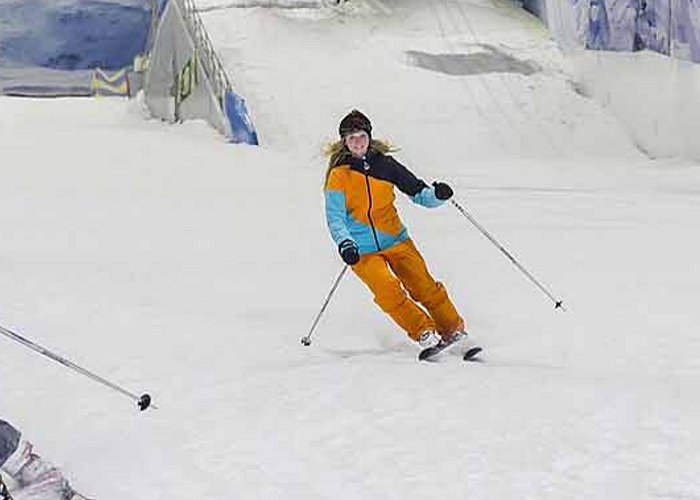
[2,0,699,499]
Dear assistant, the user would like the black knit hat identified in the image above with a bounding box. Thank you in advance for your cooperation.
[338,109,372,138]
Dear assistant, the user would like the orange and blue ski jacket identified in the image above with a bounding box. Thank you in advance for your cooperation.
[324,151,444,255]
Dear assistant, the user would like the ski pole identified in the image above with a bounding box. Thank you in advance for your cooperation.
[0,323,155,411]
[301,265,349,346]
[450,199,565,311]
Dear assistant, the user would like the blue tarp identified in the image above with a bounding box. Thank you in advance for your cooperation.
[224,90,259,145]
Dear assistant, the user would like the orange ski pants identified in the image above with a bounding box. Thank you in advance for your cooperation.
[351,239,464,341]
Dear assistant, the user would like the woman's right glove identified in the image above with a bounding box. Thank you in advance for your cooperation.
[433,181,454,200]
[338,239,360,265]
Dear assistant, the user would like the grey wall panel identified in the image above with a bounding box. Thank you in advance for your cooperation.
[143,0,227,135]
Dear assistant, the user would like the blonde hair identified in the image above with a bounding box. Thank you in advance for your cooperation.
[323,138,398,186]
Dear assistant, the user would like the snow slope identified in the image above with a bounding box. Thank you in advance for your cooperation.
[569,48,700,160]
[2,1,700,499]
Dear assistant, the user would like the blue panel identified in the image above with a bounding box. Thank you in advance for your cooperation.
[325,190,353,246]
[223,90,259,145]
[636,0,671,54]
[586,0,611,50]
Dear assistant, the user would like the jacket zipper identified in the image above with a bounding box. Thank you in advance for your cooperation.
[363,161,382,252]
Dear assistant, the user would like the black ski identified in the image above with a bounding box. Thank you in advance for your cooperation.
[418,340,451,361]
[418,333,466,361]
[418,332,483,362]
[462,346,483,361]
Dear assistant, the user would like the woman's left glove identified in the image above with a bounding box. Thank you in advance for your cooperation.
[338,239,360,265]
[433,181,454,200]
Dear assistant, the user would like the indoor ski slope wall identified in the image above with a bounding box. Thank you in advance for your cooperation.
[0,0,257,142]
[0,0,153,96]
[523,0,700,160]
[525,0,700,62]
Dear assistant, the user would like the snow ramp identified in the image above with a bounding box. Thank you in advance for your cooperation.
[195,0,642,159]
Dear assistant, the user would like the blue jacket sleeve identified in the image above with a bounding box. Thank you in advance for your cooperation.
[325,190,354,246]
[411,185,445,208]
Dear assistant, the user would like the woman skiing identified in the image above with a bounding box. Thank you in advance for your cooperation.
[324,109,467,349]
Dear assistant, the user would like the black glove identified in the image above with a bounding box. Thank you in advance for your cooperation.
[433,181,453,201]
[338,239,360,265]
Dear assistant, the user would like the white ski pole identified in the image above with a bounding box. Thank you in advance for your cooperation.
[0,323,154,411]
[450,199,565,311]
[301,265,349,346]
